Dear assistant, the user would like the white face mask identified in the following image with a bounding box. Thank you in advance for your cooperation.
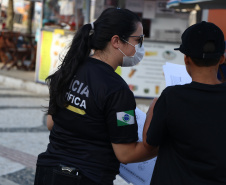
[118,41,145,67]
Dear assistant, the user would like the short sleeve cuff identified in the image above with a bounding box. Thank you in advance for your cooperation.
[111,136,138,144]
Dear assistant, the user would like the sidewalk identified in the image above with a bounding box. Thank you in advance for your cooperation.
[0,80,50,185]
[0,64,48,96]
[0,66,135,185]
[0,65,151,185]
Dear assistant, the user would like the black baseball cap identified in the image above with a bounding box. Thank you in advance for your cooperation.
[174,21,225,59]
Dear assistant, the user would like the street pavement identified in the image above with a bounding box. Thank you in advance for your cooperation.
[0,83,49,185]
[0,82,150,185]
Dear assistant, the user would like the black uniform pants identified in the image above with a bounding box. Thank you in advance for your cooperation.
[34,166,99,185]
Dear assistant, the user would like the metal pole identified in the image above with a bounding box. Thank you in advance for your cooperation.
[0,3,2,31]
[75,0,78,30]
[0,2,2,18]
[85,0,90,24]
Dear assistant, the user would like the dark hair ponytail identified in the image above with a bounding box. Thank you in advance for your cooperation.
[47,8,141,115]
[46,24,92,114]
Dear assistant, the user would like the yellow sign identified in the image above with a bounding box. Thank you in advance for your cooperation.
[115,66,122,76]
[38,31,53,82]
[54,29,65,35]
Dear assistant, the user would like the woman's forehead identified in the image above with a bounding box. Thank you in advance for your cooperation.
[132,22,143,36]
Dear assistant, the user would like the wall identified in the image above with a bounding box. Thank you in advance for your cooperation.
[208,9,226,37]
[150,16,189,42]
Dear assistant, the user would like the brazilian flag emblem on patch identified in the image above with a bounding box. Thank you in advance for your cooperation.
[117,110,135,126]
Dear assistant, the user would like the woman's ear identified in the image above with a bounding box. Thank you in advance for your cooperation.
[111,35,120,49]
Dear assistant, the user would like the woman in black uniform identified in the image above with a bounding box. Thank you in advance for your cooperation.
[34,8,158,185]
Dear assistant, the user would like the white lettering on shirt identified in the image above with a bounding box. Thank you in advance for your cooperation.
[72,80,79,91]
[70,79,89,98]
[74,97,80,106]
[66,78,89,110]
[77,83,84,94]
[80,100,86,109]
[80,85,89,98]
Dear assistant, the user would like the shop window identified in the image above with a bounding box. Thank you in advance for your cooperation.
[42,0,84,30]
[142,19,151,38]
[14,13,23,24]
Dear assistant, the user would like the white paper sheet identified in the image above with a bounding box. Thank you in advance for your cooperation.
[163,62,192,86]
[119,108,157,185]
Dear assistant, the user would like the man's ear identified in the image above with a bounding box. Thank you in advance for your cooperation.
[184,55,191,65]
[111,35,120,49]
[219,55,225,64]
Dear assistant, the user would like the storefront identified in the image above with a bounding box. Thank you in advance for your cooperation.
[167,0,226,35]
[35,0,191,98]
[35,0,89,83]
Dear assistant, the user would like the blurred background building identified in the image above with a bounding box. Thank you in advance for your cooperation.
[1,0,226,98]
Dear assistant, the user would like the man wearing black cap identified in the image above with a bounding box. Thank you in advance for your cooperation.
[144,21,226,185]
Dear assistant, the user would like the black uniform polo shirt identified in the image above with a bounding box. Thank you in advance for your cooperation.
[147,82,226,185]
[37,57,138,184]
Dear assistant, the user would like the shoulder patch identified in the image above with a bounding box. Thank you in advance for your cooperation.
[117,110,135,126]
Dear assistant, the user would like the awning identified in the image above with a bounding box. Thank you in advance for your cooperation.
[28,0,42,1]
[167,0,226,9]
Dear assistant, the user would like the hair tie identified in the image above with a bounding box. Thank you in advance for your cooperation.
[90,22,94,30]
[89,22,95,36]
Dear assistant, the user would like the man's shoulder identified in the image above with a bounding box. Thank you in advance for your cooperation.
[163,84,190,94]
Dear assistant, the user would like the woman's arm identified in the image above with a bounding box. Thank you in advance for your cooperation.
[112,142,158,164]
[112,98,159,164]
[47,114,54,131]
